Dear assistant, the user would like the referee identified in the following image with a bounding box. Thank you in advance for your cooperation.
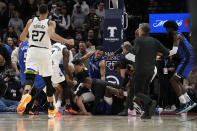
[119,23,170,119]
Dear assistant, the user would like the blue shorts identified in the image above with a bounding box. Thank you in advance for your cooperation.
[20,70,45,90]
[175,57,193,79]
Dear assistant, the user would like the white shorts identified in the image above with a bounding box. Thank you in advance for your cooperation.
[82,92,95,103]
[25,47,52,77]
[51,64,65,84]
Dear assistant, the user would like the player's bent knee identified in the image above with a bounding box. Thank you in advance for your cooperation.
[25,74,35,86]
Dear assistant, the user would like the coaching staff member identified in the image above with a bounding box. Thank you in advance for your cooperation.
[120,23,170,119]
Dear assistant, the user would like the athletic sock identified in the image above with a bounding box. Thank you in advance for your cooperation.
[183,93,191,103]
[179,95,187,104]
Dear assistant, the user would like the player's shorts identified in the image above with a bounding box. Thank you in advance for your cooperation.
[51,64,65,84]
[20,70,45,90]
[25,46,52,77]
[82,92,95,103]
[175,57,193,79]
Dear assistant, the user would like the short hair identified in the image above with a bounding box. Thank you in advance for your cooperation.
[139,23,150,34]
[163,20,179,31]
[122,44,132,52]
[39,4,48,14]
[95,46,104,51]
[83,77,92,83]
[76,70,90,83]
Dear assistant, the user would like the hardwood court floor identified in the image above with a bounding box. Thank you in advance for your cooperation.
[0,114,197,131]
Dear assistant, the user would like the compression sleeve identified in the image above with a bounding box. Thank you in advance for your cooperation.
[169,46,178,56]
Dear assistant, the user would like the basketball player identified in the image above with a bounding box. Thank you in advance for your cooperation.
[18,4,74,118]
[80,46,105,80]
[51,42,77,114]
[164,20,196,114]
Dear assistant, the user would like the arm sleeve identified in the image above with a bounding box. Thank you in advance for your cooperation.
[133,39,140,55]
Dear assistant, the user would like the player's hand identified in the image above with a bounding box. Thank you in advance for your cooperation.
[65,39,74,46]
[107,53,114,59]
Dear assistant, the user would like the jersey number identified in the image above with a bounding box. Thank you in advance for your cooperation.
[32,30,45,42]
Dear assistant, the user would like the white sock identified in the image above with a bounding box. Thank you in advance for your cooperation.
[184,93,191,102]
[179,95,187,104]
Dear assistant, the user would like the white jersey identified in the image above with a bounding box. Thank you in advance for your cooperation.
[52,43,73,65]
[52,43,67,65]
[28,17,51,49]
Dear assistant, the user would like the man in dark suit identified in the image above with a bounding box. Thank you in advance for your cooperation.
[119,23,170,119]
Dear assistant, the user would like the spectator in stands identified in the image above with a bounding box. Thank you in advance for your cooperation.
[71,5,87,33]
[3,26,18,42]
[73,0,89,15]
[7,2,16,20]
[49,6,66,36]
[71,48,77,57]
[74,41,90,69]
[6,37,16,52]
[0,2,8,37]
[184,69,197,89]
[8,11,24,37]
[48,0,65,12]
[96,1,105,38]
[64,0,76,15]
[85,7,100,38]
[86,29,98,46]
[20,0,38,23]
[61,6,71,37]
[74,32,83,52]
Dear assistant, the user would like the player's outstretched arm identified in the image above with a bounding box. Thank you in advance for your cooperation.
[20,19,32,41]
[99,60,106,80]
[48,21,74,46]
[80,51,94,61]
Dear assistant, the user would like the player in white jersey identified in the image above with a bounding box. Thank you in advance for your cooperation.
[17,4,74,118]
[51,43,78,114]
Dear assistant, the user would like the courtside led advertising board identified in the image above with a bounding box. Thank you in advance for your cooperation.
[149,13,190,33]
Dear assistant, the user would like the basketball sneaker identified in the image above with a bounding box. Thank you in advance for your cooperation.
[17,94,32,115]
[65,104,78,115]
[176,103,190,114]
[48,105,58,119]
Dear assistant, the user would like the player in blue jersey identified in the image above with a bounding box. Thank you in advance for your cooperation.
[164,20,197,114]
[19,41,46,114]
[80,46,105,80]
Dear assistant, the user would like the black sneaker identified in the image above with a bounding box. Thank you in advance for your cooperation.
[118,109,128,116]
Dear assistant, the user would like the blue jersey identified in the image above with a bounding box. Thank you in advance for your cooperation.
[19,42,45,89]
[177,33,193,59]
[4,44,12,56]
[89,53,105,79]
[175,33,193,79]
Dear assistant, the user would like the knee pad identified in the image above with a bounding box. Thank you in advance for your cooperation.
[25,74,35,86]
[43,76,54,97]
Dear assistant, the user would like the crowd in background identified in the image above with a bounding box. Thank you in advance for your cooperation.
[0,0,196,114]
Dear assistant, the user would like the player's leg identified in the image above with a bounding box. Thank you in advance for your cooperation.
[43,76,58,118]
[17,73,35,114]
